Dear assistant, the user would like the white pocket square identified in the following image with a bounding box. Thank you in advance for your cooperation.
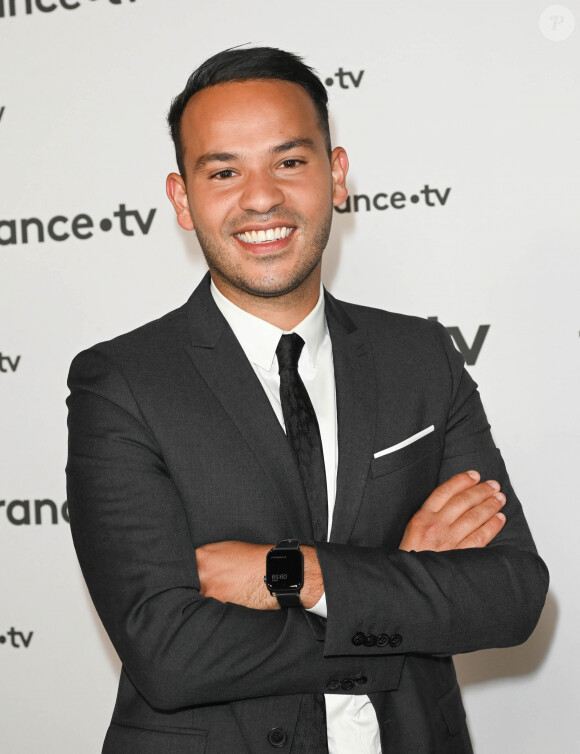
[373,425,435,459]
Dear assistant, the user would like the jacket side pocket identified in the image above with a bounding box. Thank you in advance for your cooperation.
[103,720,207,754]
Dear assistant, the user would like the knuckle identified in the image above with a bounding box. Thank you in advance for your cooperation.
[467,517,503,549]
[406,512,442,549]
[409,510,428,529]
[423,522,439,540]
[469,529,487,548]
[451,492,469,511]
[423,521,445,549]
[431,485,450,502]
[461,507,480,527]
[438,475,460,494]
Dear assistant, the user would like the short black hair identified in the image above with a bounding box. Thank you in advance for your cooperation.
[167,46,331,177]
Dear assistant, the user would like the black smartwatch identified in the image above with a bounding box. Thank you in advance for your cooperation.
[264,539,304,607]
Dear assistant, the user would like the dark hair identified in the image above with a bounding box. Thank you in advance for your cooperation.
[167,46,331,177]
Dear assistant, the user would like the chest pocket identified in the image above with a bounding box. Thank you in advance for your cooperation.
[371,430,440,479]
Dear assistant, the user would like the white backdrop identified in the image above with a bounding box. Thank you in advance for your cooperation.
[1,1,578,751]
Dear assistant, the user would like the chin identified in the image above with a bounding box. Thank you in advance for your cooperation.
[245,268,319,298]
[239,280,300,298]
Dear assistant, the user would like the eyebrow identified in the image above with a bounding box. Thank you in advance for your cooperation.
[270,138,316,155]
[194,152,239,171]
[193,138,317,172]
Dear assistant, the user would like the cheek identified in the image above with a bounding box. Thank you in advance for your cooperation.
[290,182,332,219]
[189,195,228,234]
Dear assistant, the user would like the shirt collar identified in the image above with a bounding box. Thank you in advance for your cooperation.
[210,280,327,372]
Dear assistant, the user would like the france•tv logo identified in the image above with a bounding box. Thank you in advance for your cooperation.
[0,628,33,648]
[0,0,136,19]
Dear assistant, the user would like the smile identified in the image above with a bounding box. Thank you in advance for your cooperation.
[236,227,294,244]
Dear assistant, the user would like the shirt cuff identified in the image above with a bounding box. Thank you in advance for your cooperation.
[306,591,328,619]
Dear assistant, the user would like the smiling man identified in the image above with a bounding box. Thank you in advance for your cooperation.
[67,47,548,754]
[167,77,346,326]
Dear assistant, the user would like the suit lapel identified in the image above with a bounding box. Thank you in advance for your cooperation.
[183,275,314,540]
[325,292,377,543]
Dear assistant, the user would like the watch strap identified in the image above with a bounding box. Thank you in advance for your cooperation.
[275,591,302,608]
[275,539,300,550]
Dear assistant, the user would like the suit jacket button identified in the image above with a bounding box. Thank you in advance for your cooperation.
[352,632,366,646]
[355,675,368,685]
[389,633,403,648]
[268,728,288,747]
[327,680,341,692]
[341,678,355,691]
[364,634,377,647]
[376,633,390,647]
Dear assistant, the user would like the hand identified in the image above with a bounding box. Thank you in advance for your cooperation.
[196,541,276,609]
[195,541,324,610]
[399,471,506,552]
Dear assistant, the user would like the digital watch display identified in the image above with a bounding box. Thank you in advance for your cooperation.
[265,539,304,607]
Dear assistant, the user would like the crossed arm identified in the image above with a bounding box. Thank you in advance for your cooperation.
[196,470,508,610]
[67,342,548,709]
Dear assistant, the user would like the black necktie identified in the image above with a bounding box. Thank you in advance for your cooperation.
[276,333,328,542]
[276,334,329,752]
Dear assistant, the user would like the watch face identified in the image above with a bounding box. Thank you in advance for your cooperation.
[266,549,303,591]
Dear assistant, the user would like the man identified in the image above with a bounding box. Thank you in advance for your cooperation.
[67,47,548,753]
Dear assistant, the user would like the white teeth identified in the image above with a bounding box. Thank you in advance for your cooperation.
[236,227,293,244]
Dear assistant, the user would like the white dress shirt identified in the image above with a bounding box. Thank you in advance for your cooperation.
[211,281,382,754]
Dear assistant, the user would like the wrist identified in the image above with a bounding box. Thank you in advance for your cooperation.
[300,545,324,609]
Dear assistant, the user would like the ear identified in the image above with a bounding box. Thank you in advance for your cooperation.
[330,147,349,207]
[166,172,195,231]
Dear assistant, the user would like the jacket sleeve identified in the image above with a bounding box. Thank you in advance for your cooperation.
[66,347,404,711]
[317,323,549,658]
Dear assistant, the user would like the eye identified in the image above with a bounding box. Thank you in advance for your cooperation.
[211,169,236,180]
[279,159,304,169]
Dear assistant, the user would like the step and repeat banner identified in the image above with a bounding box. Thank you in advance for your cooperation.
[1,1,578,751]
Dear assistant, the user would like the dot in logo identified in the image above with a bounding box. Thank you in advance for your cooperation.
[0,635,6,644]
[539,5,575,41]
[100,218,113,232]
[410,195,420,204]
[325,77,334,87]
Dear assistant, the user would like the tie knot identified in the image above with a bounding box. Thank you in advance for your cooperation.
[276,333,305,372]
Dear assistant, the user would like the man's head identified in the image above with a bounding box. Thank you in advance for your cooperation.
[167,46,332,179]
[165,47,348,320]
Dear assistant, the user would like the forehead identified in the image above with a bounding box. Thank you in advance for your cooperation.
[180,79,323,157]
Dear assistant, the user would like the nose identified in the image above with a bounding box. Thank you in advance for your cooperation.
[239,170,285,215]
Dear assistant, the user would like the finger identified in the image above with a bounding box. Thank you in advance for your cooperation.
[455,511,506,549]
[422,470,481,513]
[449,492,506,544]
[442,481,503,522]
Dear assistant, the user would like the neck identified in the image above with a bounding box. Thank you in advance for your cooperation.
[211,270,322,331]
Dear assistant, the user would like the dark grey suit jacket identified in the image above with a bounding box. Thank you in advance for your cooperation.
[67,273,548,753]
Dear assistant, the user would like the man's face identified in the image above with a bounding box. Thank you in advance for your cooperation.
[167,79,348,303]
